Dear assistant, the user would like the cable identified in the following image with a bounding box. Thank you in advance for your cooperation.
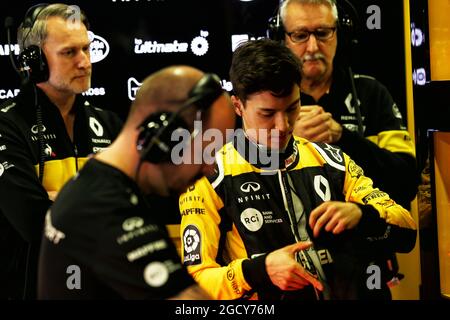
[33,85,46,183]
[21,244,32,299]
[335,1,364,136]
[347,67,364,136]
[4,17,21,77]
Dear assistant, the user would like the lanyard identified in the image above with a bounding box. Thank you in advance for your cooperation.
[277,170,326,300]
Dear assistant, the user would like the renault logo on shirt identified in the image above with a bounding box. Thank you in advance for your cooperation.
[89,117,104,137]
[240,182,260,193]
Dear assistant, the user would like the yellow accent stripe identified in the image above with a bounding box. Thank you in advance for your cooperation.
[166,224,182,257]
[222,143,270,176]
[403,0,416,145]
[428,0,450,80]
[366,130,415,156]
[34,157,88,193]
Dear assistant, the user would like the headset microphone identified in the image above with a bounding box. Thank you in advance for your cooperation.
[4,16,22,78]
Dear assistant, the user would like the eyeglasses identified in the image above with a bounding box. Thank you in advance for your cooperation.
[286,27,337,43]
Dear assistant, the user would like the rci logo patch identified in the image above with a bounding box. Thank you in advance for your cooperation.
[240,208,264,232]
[183,225,201,266]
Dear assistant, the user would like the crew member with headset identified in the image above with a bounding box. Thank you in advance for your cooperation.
[0,3,123,299]
[267,0,418,297]
[38,65,236,299]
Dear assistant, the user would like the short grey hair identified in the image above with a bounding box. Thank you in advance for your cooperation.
[280,0,339,25]
[17,3,89,51]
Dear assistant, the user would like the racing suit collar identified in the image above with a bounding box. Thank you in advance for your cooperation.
[233,129,299,170]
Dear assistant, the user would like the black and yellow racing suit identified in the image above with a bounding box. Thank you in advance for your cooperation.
[0,83,123,299]
[179,132,416,300]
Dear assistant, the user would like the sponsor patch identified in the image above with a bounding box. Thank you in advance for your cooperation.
[324,144,343,162]
[127,239,168,262]
[89,117,104,137]
[226,268,235,281]
[227,262,241,295]
[183,225,202,266]
[240,208,264,232]
[116,224,158,245]
[312,143,345,171]
[348,159,364,178]
[314,175,331,201]
[375,199,396,208]
[31,124,46,134]
[354,185,370,193]
[0,161,14,177]
[362,190,388,204]
[179,194,204,206]
[143,261,169,287]
[122,217,144,232]
[180,207,205,216]
[240,181,260,193]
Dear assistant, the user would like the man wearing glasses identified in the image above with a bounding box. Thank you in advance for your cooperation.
[277,0,418,299]
[281,0,417,209]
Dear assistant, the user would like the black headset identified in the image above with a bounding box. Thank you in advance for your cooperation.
[136,73,224,164]
[18,3,50,83]
[267,0,359,49]
[266,2,285,43]
[17,4,90,84]
[266,0,363,136]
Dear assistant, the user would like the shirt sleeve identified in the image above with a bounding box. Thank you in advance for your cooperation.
[0,115,52,243]
[338,128,417,208]
[336,80,418,208]
[342,153,417,253]
[179,177,252,300]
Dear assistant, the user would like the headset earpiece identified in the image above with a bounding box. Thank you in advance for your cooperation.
[137,112,189,164]
[18,3,50,83]
[335,0,359,65]
[267,9,285,42]
[18,45,49,83]
[186,73,223,110]
[136,73,223,164]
